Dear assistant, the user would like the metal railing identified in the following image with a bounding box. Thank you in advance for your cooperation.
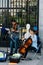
[0,0,39,47]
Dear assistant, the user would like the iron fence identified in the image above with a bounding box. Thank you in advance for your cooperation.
[0,0,39,47]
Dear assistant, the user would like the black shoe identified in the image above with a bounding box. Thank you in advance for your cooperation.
[21,57,26,60]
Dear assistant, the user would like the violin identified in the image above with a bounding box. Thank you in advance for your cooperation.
[19,37,32,55]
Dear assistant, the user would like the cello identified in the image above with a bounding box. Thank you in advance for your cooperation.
[19,37,32,55]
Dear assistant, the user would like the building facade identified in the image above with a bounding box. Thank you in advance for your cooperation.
[39,0,43,46]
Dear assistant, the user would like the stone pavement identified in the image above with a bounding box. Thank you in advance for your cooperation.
[0,47,43,65]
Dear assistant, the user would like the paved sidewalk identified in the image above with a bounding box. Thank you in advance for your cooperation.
[0,47,43,65]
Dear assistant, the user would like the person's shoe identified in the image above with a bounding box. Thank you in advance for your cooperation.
[21,55,26,60]
[21,57,26,60]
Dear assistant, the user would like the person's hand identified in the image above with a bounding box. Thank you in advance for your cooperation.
[16,30,19,33]
[8,30,10,34]
[5,28,10,34]
[11,28,15,32]
[21,36,24,41]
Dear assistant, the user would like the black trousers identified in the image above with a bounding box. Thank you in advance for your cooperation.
[23,46,37,58]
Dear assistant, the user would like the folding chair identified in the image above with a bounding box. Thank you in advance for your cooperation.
[29,35,42,60]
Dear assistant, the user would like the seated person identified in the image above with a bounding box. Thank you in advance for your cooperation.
[21,24,38,58]
[22,24,38,51]
[9,19,19,55]
[33,26,41,53]
[1,27,10,42]
[30,27,38,52]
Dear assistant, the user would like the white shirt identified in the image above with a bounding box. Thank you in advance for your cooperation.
[31,34,38,49]
[24,31,38,49]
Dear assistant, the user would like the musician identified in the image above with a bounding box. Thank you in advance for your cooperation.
[21,24,38,58]
[9,19,19,55]
[24,25,38,52]
[22,24,38,50]
[30,28,38,52]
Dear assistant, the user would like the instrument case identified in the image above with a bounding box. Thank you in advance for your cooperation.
[0,51,7,62]
[9,53,22,63]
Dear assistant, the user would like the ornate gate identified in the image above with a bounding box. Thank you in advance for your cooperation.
[0,0,39,47]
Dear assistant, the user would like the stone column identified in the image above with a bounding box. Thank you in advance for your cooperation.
[39,0,43,47]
